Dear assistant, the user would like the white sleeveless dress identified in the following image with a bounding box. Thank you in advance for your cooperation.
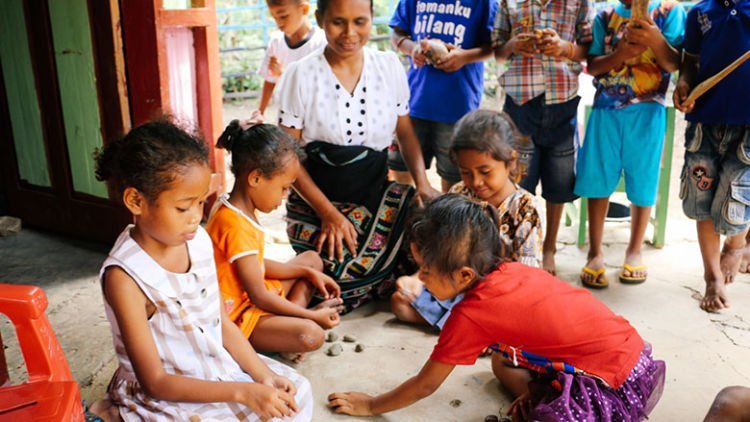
[100,225,313,421]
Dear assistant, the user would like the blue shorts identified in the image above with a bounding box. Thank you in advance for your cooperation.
[574,103,666,207]
[504,94,579,203]
[387,116,460,183]
[681,123,750,236]
[411,289,463,329]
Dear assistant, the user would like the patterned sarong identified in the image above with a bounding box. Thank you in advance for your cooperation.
[286,182,414,312]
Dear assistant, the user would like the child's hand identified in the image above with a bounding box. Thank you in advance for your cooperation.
[328,391,375,416]
[507,391,532,422]
[262,375,298,396]
[311,307,341,329]
[268,56,283,77]
[410,43,429,67]
[306,269,341,299]
[238,382,298,419]
[395,275,422,302]
[536,28,572,59]
[615,38,647,61]
[433,44,467,73]
[625,18,662,50]
[673,78,695,113]
[510,33,538,58]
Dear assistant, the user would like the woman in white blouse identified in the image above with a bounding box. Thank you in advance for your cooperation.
[278,0,438,312]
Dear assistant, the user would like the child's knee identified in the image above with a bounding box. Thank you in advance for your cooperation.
[390,291,412,318]
[299,250,324,271]
[706,386,750,421]
[297,321,325,351]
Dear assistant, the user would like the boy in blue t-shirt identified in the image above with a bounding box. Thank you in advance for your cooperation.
[674,0,750,312]
[575,0,685,289]
[387,0,497,192]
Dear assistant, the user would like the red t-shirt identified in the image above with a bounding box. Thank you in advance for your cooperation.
[431,262,644,389]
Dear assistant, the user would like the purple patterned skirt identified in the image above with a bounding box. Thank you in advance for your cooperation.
[530,344,666,421]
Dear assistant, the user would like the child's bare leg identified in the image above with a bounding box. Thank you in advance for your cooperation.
[721,229,749,284]
[581,198,608,284]
[543,201,564,275]
[250,316,326,363]
[704,386,750,422]
[739,231,750,273]
[390,275,428,325]
[280,250,340,308]
[491,353,532,399]
[622,205,651,279]
[697,220,729,312]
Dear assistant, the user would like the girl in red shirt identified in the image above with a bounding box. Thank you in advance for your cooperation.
[329,194,665,421]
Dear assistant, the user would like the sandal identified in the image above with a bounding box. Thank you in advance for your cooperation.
[580,266,609,289]
[619,264,647,284]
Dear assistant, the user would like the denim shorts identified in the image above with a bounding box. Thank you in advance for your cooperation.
[680,122,750,235]
[387,116,461,183]
[504,94,579,203]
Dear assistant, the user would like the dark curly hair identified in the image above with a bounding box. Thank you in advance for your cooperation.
[94,119,209,201]
[216,121,305,178]
[410,194,502,283]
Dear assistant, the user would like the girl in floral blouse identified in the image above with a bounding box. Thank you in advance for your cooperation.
[392,110,543,330]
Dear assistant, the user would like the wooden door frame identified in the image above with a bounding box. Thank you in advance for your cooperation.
[0,0,131,243]
[120,0,225,196]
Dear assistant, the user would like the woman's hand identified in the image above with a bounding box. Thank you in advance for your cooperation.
[238,382,298,420]
[415,184,442,208]
[317,209,359,263]
[305,268,341,299]
[310,307,341,329]
[328,392,375,416]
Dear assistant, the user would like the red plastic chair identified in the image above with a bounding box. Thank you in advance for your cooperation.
[0,284,84,421]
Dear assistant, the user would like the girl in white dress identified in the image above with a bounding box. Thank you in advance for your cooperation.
[94,119,313,421]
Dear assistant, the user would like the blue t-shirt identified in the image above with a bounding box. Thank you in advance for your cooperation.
[390,0,497,123]
[589,1,686,109]
[684,0,750,125]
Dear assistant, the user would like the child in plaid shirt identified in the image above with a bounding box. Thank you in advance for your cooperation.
[493,0,595,275]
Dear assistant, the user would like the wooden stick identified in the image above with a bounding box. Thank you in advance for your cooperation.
[685,50,750,105]
[631,0,649,20]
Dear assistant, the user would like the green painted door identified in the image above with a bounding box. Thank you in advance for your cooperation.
[0,0,130,242]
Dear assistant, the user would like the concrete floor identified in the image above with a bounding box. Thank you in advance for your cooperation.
[2,102,750,420]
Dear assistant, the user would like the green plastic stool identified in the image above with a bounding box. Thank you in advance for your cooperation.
[564,105,676,249]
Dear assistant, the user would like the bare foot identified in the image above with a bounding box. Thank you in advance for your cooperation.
[720,244,744,284]
[622,251,647,279]
[701,277,730,312]
[580,254,605,285]
[314,297,345,313]
[542,250,556,275]
[280,351,306,364]
[739,244,750,274]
